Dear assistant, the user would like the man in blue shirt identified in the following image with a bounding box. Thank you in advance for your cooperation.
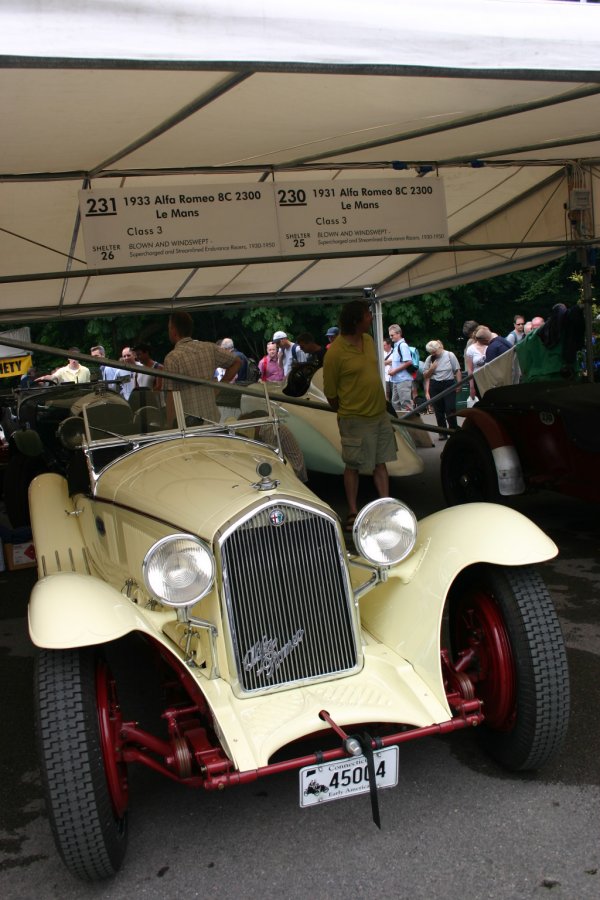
[91,344,126,392]
[387,324,414,412]
[475,326,512,362]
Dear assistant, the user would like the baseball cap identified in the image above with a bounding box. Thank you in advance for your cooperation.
[326,326,339,338]
[272,330,287,341]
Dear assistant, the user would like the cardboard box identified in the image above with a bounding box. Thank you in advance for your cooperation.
[4,540,37,571]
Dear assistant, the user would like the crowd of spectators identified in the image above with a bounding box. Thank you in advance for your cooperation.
[31,298,582,419]
[12,297,589,541]
[10,295,586,461]
[457,306,584,392]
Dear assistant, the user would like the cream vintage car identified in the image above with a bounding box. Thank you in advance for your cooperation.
[26,380,570,882]
[224,364,426,477]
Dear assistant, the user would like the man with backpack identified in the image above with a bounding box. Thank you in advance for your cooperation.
[272,330,307,376]
[506,314,526,346]
[387,324,415,412]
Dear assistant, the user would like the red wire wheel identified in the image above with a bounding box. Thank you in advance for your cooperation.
[452,588,516,731]
[447,564,570,771]
[96,657,129,819]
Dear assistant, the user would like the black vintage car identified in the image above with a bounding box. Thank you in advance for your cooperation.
[0,380,158,526]
[441,382,600,505]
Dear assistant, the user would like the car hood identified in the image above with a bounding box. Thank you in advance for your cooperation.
[94,434,314,538]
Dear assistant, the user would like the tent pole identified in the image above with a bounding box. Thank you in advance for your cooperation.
[579,249,596,384]
[366,288,385,387]
[569,162,596,384]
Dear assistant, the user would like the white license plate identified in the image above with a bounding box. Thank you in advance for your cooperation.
[299,746,398,807]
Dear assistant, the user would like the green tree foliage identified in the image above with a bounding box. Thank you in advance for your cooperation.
[218,306,297,359]
[569,270,598,319]
[381,254,587,359]
[383,289,457,355]
[30,315,159,376]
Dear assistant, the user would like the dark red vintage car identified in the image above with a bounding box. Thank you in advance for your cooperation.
[441,382,600,505]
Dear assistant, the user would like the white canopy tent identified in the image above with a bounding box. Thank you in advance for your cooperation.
[0,0,599,324]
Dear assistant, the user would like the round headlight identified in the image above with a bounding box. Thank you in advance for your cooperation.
[142,534,215,608]
[353,499,417,566]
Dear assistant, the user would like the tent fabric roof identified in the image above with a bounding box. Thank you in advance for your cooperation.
[1,0,599,323]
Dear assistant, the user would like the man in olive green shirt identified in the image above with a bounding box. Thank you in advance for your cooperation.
[323,299,397,528]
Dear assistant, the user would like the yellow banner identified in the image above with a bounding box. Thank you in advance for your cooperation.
[0,355,32,378]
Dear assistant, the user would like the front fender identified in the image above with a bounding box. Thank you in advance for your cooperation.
[459,410,524,495]
[459,407,513,450]
[28,571,162,649]
[359,503,557,711]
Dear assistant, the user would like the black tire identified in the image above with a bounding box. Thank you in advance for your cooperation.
[448,565,570,771]
[441,428,500,505]
[35,648,128,881]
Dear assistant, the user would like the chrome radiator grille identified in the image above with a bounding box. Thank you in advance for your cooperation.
[220,503,359,694]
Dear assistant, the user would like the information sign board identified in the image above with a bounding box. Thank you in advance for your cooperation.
[275,179,448,254]
[79,183,280,268]
[79,178,448,269]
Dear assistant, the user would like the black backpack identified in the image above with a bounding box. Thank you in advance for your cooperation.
[244,358,260,383]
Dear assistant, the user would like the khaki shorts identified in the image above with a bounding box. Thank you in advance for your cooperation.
[338,413,397,472]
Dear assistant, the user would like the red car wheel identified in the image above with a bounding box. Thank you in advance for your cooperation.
[35,648,128,881]
[96,657,129,819]
[448,564,570,771]
[452,587,517,731]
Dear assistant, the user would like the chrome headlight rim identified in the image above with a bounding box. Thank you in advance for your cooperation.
[352,498,418,567]
[142,532,215,609]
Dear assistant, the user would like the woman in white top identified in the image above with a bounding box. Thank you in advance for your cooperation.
[465,336,488,400]
[423,340,462,440]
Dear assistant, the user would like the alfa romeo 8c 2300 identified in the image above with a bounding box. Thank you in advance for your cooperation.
[24,381,569,881]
